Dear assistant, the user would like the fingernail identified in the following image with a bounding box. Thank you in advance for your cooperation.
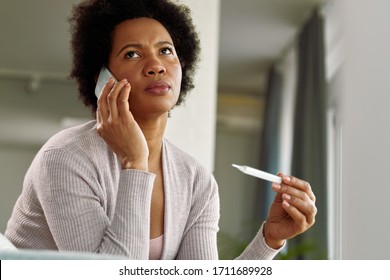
[282,193,291,200]
[283,176,291,182]
[272,183,281,190]
[282,200,290,207]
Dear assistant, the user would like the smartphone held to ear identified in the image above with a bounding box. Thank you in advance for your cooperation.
[95,67,117,98]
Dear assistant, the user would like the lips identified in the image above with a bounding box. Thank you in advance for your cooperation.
[145,81,171,95]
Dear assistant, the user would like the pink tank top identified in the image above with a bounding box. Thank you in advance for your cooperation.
[149,235,164,260]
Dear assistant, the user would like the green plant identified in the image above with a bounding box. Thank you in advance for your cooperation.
[217,231,249,259]
[276,239,326,260]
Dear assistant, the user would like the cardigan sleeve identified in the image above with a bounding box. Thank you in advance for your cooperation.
[235,222,285,260]
[36,147,155,259]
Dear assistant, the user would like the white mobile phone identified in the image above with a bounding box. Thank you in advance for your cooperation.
[95,67,117,98]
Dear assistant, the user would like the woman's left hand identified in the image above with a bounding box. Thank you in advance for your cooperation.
[263,173,317,249]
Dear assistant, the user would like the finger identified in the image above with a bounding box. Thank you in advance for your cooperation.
[273,172,285,195]
[282,193,317,225]
[282,175,316,202]
[273,177,317,224]
[117,82,132,118]
[98,78,115,120]
[96,108,102,125]
[281,200,311,234]
[96,108,105,137]
[277,182,312,203]
[272,191,283,203]
[107,79,129,120]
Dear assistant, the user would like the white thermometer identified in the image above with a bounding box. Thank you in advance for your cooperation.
[232,164,282,184]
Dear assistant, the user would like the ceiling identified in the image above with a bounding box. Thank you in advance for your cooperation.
[218,0,320,95]
[0,0,320,145]
[0,0,320,89]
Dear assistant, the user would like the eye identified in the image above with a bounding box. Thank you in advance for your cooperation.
[124,51,140,59]
[160,47,173,55]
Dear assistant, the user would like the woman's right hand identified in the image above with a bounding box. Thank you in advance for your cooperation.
[96,78,149,171]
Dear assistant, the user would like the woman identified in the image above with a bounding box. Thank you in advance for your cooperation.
[5,0,317,260]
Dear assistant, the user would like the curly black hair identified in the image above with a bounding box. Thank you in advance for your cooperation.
[69,0,201,114]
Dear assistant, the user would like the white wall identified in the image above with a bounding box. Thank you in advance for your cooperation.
[165,0,220,172]
[338,0,390,259]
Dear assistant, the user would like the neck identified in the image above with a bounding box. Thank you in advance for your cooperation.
[136,113,168,163]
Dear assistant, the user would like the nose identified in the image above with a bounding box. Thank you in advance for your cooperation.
[144,58,166,76]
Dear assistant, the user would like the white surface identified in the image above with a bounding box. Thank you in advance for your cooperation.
[0,233,16,250]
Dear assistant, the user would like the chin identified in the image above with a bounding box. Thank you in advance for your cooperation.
[131,105,173,119]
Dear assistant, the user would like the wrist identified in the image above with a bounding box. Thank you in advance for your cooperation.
[263,222,285,249]
[121,158,148,171]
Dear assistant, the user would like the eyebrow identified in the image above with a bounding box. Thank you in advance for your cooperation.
[116,41,174,57]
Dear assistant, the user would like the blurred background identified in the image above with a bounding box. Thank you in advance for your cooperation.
[1,0,389,259]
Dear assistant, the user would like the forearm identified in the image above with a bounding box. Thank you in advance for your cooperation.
[38,148,155,258]
[102,169,155,258]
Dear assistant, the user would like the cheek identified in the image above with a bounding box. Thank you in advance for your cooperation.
[172,64,182,92]
[120,69,139,89]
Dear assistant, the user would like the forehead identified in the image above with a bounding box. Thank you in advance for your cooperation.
[112,17,173,45]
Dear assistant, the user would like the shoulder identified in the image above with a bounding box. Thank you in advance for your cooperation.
[34,120,108,168]
[43,120,100,151]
